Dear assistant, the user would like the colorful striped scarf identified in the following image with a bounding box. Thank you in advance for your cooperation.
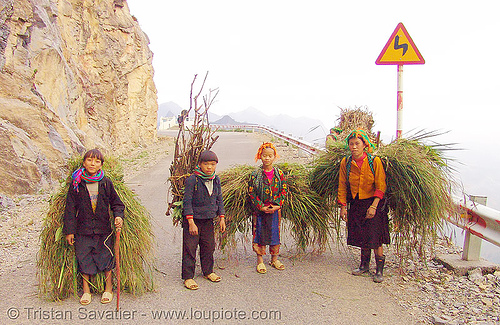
[72,168,104,191]
[193,165,216,180]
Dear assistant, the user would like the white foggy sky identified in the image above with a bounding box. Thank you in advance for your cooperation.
[127,0,500,209]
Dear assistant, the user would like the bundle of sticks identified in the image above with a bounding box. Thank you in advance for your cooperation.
[167,72,220,225]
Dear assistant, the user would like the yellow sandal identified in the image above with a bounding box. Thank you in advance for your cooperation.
[204,273,221,282]
[184,279,199,290]
[256,263,267,274]
[269,259,285,270]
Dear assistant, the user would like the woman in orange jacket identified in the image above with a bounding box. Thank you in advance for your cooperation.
[338,130,389,283]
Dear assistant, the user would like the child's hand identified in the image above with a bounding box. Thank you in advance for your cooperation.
[340,206,347,222]
[188,220,199,235]
[66,234,75,246]
[115,217,123,229]
[219,217,226,233]
[268,205,280,213]
[262,205,279,214]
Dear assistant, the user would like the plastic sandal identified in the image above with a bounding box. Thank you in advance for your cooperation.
[184,279,199,290]
[204,273,221,282]
[256,263,267,274]
[269,259,285,270]
[80,292,92,305]
[101,291,113,304]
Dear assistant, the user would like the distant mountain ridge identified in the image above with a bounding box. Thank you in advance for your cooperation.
[212,115,243,125]
[226,107,327,143]
[158,102,327,144]
[158,101,221,125]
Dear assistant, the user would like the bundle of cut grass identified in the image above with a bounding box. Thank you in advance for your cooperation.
[336,106,376,142]
[38,156,154,301]
[217,164,254,244]
[218,163,332,251]
[310,131,456,260]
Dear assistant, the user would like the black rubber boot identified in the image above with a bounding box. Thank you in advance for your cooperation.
[352,249,371,276]
[373,255,385,283]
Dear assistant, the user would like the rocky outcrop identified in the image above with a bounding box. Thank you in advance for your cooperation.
[0,0,157,195]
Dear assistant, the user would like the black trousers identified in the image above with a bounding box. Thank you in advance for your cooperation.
[74,233,115,275]
[182,218,215,280]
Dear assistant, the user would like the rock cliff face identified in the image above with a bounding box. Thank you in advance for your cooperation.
[0,0,157,195]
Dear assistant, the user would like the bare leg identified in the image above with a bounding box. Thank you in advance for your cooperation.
[104,270,112,293]
[269,245,280,263]
[79,273,92,304]
[82,274,91,294]
[257,254,264,265]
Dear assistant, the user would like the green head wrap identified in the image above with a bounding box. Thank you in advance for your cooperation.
[345,129,375,153]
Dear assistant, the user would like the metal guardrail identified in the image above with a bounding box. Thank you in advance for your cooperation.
[215,124,324,154]
[216,124,500,256]
[449,196,500,257]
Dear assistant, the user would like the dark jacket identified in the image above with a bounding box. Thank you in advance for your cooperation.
[183,174,225,220]
[63,176,125,235]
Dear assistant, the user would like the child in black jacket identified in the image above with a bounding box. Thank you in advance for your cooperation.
[182,150,226,290]
[64,149,124,305]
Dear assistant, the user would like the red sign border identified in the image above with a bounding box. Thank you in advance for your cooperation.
[376,22,425,65]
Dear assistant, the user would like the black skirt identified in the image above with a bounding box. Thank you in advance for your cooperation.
[347,197,390,249]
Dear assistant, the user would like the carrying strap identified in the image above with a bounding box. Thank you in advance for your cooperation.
[346,153,375,181]
[345,153,375,203]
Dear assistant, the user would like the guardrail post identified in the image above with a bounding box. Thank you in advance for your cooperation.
[297,137,306,157]
[462,195,487,261]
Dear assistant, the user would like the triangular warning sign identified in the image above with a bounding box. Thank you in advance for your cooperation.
[376,23,425,65]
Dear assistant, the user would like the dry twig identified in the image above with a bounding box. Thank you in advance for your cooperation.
[166,72,220,224]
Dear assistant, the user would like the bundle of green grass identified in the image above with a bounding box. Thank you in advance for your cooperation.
[217,162,333,252]
[38,156,154,300]
[310,130,457,259]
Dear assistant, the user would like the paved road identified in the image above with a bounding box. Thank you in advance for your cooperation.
[126,131,417,324]
[0,131,418,324]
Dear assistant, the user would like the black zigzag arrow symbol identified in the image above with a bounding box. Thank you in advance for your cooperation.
[394,35,408,56]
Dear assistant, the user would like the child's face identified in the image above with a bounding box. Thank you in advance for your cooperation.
[260,147,276,168]
[200,161,217,174]
[348,137,367,158]
[82,156,103,176]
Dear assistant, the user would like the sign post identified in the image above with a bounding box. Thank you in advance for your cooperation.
[376,22,425,139]
[397,65,403,139]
